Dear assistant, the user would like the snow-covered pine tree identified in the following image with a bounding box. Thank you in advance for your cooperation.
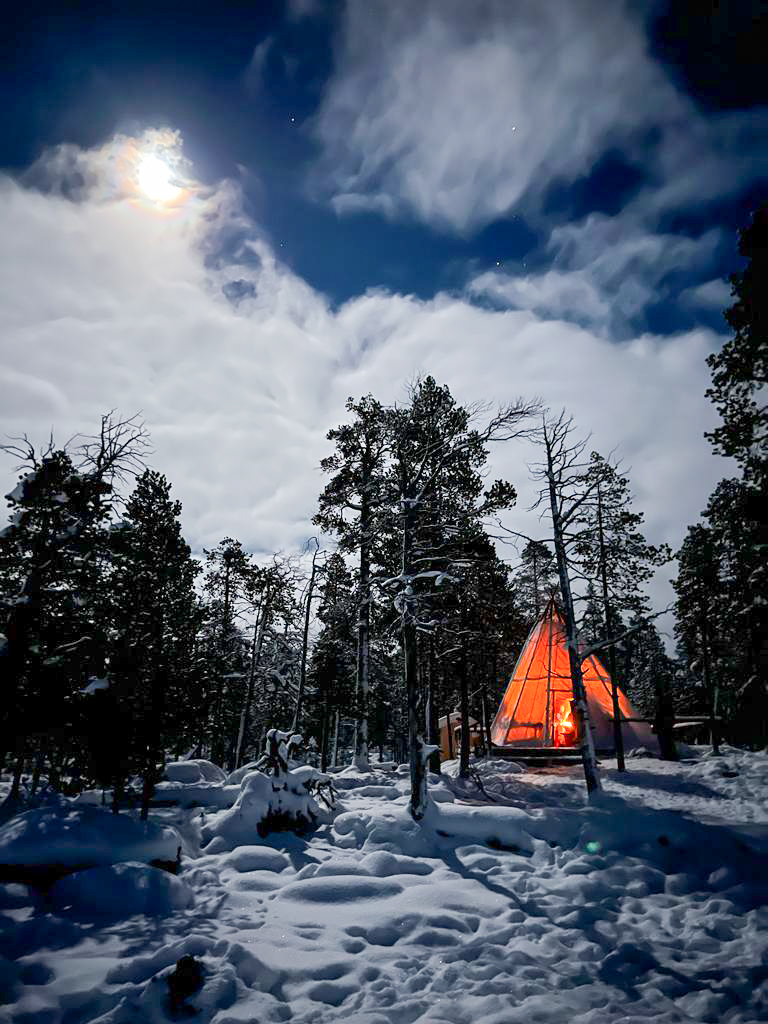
[388,378,534,815]
[0,414,149,804]
[200,539,252,767]
[306,552,357,769]
[105,470,201,817]
[315,396,390,771]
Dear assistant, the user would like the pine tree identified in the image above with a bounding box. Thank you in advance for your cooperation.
[706,204,767,487]
[574,451,672,768]
[306,553,357,769]
[388,378,533,812]
[580,582,606,649]
[700,206,768,743]
[315,396,390,770]
[201,539,252,766]
[625,618,678,760]
[0,449,109,797]
[516,540,558,620]
[105,470,200,816]
[704,478,768,744]
[234,556,299,768]
[0,415,149,802]
[674,524,723,753]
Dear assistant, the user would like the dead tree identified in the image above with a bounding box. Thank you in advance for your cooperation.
[531,413,602,795]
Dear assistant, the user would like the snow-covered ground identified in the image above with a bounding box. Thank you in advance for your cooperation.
[1,747,766,1024]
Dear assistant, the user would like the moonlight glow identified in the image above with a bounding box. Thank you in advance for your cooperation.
[136,154,182,202]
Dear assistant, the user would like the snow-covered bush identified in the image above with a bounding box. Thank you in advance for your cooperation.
[202,731,336,850]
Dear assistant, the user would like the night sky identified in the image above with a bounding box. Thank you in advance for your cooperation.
[1,0,766,614]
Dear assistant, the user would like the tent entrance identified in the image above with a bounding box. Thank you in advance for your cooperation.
[552,696,578,747]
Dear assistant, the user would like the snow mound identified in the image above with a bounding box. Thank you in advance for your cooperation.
[154,781,240,809]
[275,875,404,903]
[51,862,193,917]
[224,846,290,873]
[164,759,226,784]
[359,850,433,877]
[0,806,180,868]
[442,756,526,778]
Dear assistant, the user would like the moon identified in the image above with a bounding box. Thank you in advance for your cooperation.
[136,154,182,202]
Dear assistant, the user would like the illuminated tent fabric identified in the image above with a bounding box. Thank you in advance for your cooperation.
[491,599,659,753]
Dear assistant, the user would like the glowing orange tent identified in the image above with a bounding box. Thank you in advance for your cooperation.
[491,599,659,753]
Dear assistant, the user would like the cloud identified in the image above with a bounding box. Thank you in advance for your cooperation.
[470,216,725,333]
[310,0,767,232]
[680,277,732,311]
[0,135,731,631]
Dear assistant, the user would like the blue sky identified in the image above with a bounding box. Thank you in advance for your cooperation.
[0,0,766,618]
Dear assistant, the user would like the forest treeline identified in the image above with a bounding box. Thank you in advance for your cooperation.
[1,208,765,817]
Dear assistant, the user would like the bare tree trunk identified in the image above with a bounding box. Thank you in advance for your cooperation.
[30,747,44,798]
[319,700,329,772]
[9,748,24,805]
[292,541,320,733]
[654,685,679,761]
[545,432,601,795]
[402,498,428,820]
[425,637,441,774]
[481,681,493,755]
[212,552,233,765]
[330,710,340,767]
[112,774,124,815]
[354,499,371,770]
[458,639,471,779]
[140,774,153,821]
[701,624,720,755]
[405,620,428,818]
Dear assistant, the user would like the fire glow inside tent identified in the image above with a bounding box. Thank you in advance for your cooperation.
[491,599,659,753]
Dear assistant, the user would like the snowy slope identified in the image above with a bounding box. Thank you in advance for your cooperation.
[0,749,766,1024]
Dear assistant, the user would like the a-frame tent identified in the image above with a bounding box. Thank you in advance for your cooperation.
[491,598,659,753]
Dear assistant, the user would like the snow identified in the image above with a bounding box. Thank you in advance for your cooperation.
[0,749,766,1023]
[164,760,227,785]
[145,761,243,810]
[0,806,180,869]
[50,862,194,917]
